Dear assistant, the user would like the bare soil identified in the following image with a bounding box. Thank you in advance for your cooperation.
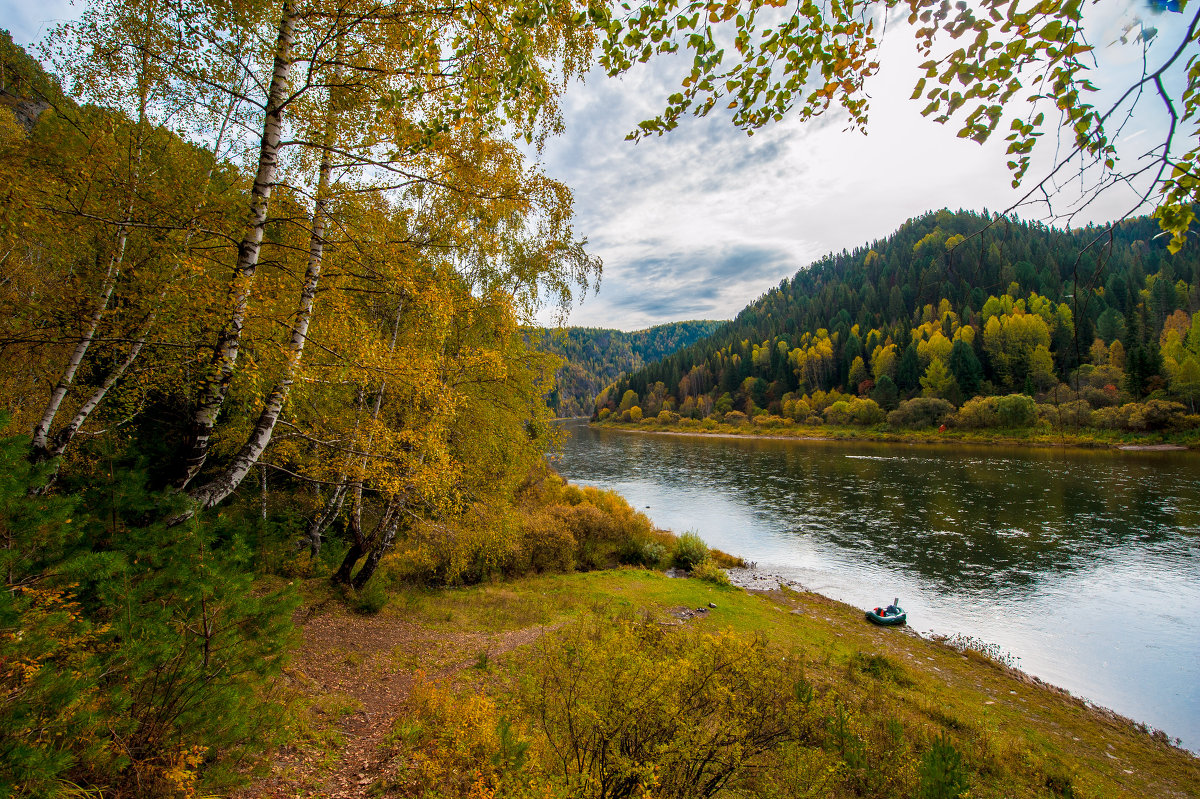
[234,604,555,799]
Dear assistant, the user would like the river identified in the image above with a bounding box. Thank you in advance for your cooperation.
[552,420,1200,752]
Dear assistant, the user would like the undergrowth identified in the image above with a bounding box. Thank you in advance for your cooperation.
[374,475,743,590]
[367,611,995,799]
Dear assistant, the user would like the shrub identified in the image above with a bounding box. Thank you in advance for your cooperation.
[389,512,519,586]
[82,475,295,796]
[393,481,667,584]
[1139,399,1187,430]
[551,503,620,549]
[379,674,537,797]
[849,397,886,425]
[1039,399,1092,428]
[752,414,788,428]
[785,398,813,420]
[672,531,710,571]
[525,620,807,799]
[619,538,668,568]
[522,511,577,574]
[1081,385,1121,408]
[1090,405,1125,430]
[690,559,732,586]
[723,410,747,425]
[825,395,883,427]
[656,409,680,424]
[951,395,998,428]
[823,400,852,425]
[888,397,955,429]
[995,393,1037,427]
[809,389,848,412]
[0,436,106,796]
[1090,400,1188,432]
[349,579,389,614]
[0,428,299,799]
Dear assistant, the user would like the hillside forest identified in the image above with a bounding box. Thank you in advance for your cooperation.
[528,320,722,416]
[597,210,1200,435]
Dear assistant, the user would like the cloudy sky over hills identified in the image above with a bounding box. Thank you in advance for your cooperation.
[3,0,1190,329]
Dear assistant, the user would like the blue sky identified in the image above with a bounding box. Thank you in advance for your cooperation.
[3,0,1191,329]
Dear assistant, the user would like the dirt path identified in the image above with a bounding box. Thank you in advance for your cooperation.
[236,606,555,799]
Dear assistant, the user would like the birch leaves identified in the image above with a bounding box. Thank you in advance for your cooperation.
[4,0,599,524]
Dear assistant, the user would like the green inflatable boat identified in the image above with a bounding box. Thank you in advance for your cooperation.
[866,598,906,626]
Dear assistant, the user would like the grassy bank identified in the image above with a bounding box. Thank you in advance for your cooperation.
[591,418,1200,451]
[244,569,1199,799]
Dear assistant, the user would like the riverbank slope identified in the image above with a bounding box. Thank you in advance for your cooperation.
[238,569,1198,799]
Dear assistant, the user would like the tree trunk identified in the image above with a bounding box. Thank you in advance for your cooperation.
[176,0,297,489]
[304,479,347,558]
[187,133,332,509]
[351,513,402,591]
[45,312,155,458]
[331,540,363,586]
[332,494,392,586]
[260,463,268,521]
[29,250,122,459]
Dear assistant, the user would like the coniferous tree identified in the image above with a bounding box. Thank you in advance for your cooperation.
[948,339,984,399]
[897,344,922,395]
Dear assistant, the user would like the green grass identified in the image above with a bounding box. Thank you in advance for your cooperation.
[355,568,1199,798]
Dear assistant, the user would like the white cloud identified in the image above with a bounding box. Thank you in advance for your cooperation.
[540,0,1192,330]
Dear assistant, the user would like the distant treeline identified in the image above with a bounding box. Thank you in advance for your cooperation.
[527,320,724,416]
[596,209,1200,428]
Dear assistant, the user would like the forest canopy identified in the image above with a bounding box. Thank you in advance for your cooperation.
[596,209,1200,431]
[528,320,724,416]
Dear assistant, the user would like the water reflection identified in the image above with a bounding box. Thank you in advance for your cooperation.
[553,422,1200,751]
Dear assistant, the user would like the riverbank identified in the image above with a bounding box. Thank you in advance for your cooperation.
[589,419,1200,451]
[235,568,1198,798]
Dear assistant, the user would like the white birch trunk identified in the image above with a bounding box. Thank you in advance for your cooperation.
[29,244,124,457]
[46,313,155,457]
[177,0,297,489]
[187,96,335,510]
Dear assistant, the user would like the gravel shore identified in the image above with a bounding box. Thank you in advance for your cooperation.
[722,567,808,592]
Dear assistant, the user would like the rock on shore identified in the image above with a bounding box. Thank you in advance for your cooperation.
[723,567,807,592]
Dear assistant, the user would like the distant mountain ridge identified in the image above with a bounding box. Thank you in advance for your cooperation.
[595,208,1200,422]
[528,321,725,417]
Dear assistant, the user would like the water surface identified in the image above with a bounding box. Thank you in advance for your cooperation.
[553,421,1200,751]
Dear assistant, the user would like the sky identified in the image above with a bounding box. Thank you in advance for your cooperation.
[3,0,1192,330]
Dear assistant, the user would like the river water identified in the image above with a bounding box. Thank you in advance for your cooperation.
[552,420,1200,752]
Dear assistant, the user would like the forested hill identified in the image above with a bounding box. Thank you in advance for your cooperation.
[596,209,1200,421]
[528,320,724,416]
